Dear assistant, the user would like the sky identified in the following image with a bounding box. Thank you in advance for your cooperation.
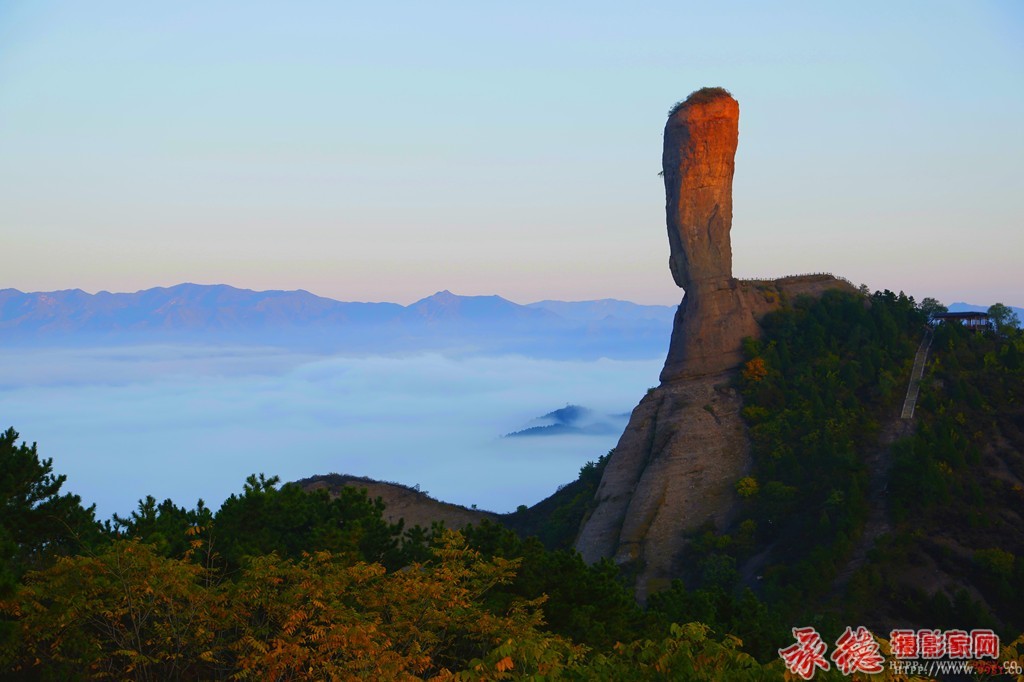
[1,1,1021,307]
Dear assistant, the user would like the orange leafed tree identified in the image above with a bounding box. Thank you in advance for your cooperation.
[742,357,768,383]
[229,530,582,679]
[2,531,583,680]
[1,539,226,680]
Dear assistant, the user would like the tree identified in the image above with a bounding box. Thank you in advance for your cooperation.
[919,297,947,320]
[113,495,213,559]
[571,622,781,681]
[741,357,768,383]
[213,474,405,570]
[0,427,100,582]
[0,427,102,654]
[987,302,1021,334]
[4,539,225,680]
[3,531,582,680]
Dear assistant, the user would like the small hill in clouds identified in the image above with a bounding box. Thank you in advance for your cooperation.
[504,404,629,437]
[0,284,674,359]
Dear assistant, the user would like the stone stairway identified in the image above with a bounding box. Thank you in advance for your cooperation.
[900,328,933,419]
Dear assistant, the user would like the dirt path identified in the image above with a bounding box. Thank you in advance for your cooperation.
[826,418,912,598]
[829,329,932,597]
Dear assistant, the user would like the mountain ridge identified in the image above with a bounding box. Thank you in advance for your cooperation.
[0,284,676,330]
[0,283,677,359]
[3,284,1014,334]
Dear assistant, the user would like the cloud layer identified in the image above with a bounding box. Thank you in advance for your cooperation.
[0,345,661,519]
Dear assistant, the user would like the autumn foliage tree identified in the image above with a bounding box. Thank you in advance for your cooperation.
[2,531,587,680]
[2,538,225,680]
[741,357,768,383]
[227,530,584,680]
[1,524,808,680]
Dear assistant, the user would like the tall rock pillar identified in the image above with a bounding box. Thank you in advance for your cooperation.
[663,89,738,291]
[660,88,760,382]
[573,88,754,601]
[574,88,854,601]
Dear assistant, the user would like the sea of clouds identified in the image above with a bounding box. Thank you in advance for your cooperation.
[0,345,662,519]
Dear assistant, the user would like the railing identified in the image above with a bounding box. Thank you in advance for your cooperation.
[737,272,859,289]
[900,329,934,419]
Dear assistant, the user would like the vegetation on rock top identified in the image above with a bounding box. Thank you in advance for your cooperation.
[668,87,734,116]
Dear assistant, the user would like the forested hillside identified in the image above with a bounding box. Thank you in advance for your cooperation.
[0,442,785,679]
[861,304,1024,633]
[608,289,1024,665]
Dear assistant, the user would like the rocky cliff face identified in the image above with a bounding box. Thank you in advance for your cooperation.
[575,88,854,600]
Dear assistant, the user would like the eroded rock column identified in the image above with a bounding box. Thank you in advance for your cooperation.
[659,89,760,382]
[575,89,754,600]
[663,89,738,292]
[575,88,857,601]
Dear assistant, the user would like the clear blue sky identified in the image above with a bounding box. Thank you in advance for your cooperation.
[1,1,1021,306]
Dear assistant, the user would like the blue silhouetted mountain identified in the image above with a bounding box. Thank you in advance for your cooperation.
[527,299,675,323]
[504,404,629,437]
[408,290,563,326]
[0,284,674,359]
[0,284,402,339]
[948,301,1024,324]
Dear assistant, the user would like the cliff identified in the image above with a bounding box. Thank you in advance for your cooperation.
[574,88,855,600]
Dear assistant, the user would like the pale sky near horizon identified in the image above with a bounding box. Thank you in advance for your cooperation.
[1,2,1021,307]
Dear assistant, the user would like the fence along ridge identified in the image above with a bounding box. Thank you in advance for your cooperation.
[736,272,857,288]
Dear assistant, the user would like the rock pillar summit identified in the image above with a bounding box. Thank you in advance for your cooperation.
[664,88,738,292]
[659,88,761,382]
[574,88,854,600]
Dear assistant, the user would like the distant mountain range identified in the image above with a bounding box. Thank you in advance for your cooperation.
[2,285,1016,358]
[0,284,676,359]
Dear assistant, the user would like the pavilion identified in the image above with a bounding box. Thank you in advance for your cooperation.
[930,311,991,331]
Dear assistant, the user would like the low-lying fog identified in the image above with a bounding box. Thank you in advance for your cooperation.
[0,346,662,519]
